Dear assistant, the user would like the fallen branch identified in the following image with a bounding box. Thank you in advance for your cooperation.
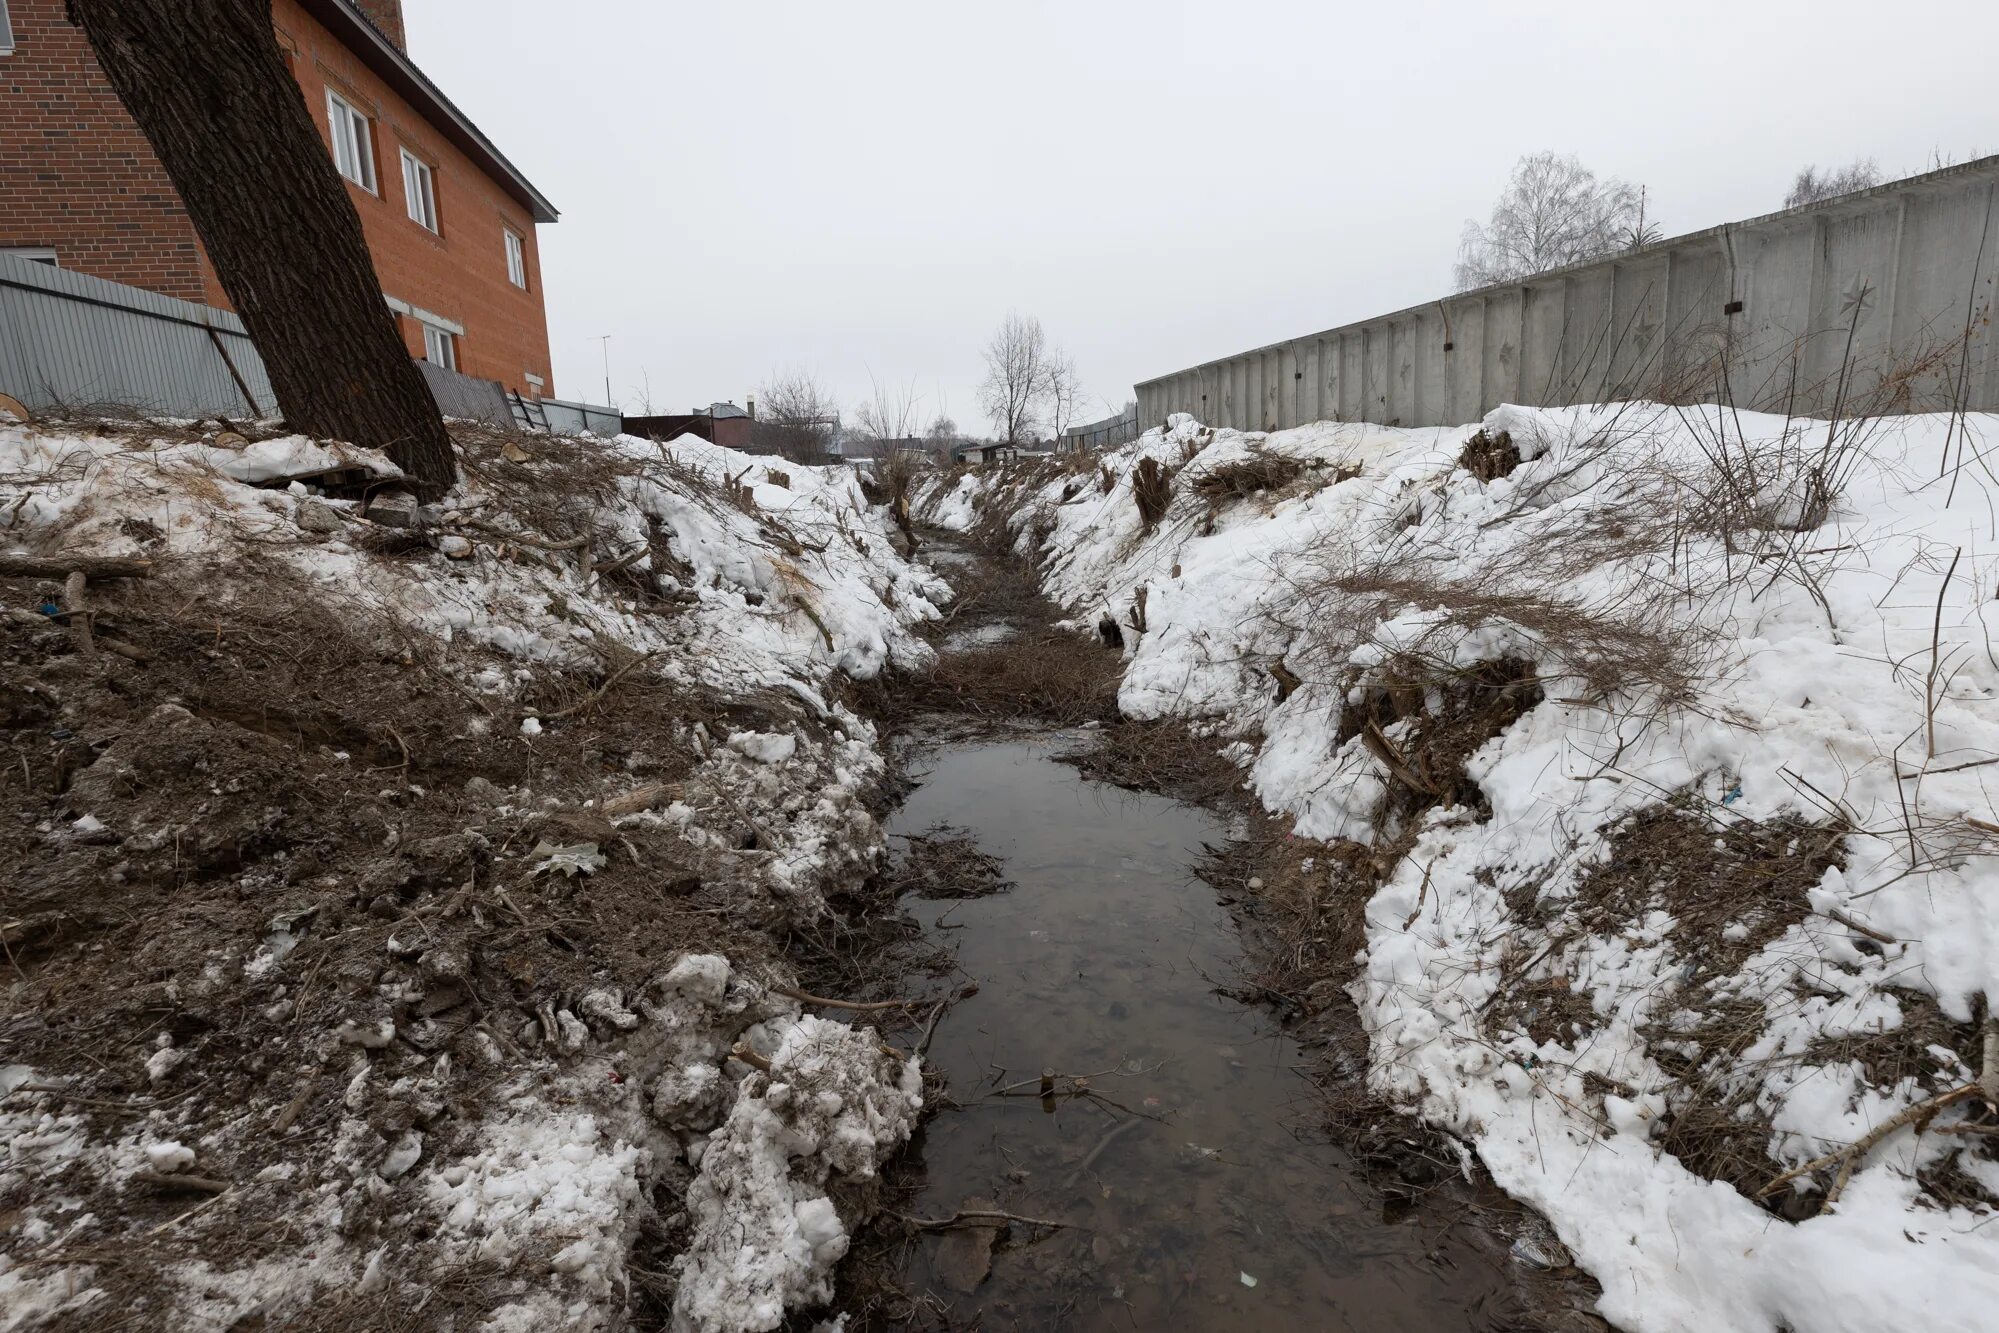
[1826,906,1897,945]
[456,519,591,552]
[522,651,659,721]
[772,985,915,1012]
[62,571,93,659]
[1066,1115,1143,1185]
[728,1042,772,1073]
[894,1208,1071,1232]
[1759,1082,1982,1212]
[131,1169,232,1194]
[0,555,153,580]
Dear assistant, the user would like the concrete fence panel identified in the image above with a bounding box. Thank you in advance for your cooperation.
[1137,156,1999,433]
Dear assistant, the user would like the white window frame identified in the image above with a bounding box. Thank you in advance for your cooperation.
[1,247,57,267]
[0,2,17,57]
[504,229,527,289]
[421,322,457,372]
[400,149,438,233]
[325,89,376,192]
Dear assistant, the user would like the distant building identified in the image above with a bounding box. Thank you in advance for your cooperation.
[0,0,559,398]
[624,402,752,450]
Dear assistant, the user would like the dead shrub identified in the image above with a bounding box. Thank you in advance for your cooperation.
[1097,462,1116,495]
[1131,456,1172,530]
[1457,428,1521,482]
[1063,717,1245,807]
[1284,539,1713,711]
[1335,655,1544,829]
[887,825,1014,899]
[893,633,1120,727]
[1192,451,1304,502]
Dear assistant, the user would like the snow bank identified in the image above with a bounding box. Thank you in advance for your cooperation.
[0,422,942,1331]
[952,404,1999,1333]
[673,1016,922,1332]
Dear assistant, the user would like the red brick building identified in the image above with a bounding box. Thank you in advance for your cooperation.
[0,0,559,398]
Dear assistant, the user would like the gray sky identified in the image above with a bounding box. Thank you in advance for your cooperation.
[409,0,1996,435]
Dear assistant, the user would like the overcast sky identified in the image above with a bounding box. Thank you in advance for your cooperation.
[408,0,1996,435]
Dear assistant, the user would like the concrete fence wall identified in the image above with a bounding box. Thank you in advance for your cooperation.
[1137,156,1999,434]
[0,248,275,418]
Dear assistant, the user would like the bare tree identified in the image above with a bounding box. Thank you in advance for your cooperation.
[924,414,959,464]
[1454,152,1647,291]
[979,313,1049,448]
[1043,350,1083,447]
[753,369,838,461]
[1785,159,1882,209]
[68,0,455,496]
[851,372,923,452]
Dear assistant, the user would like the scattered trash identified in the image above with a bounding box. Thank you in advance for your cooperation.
[531,840,607,878]
[1240,1271,1258,1288]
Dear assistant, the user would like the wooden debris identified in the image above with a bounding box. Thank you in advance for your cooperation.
[0,555,153,580]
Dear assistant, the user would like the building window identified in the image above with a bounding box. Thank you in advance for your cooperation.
[325,90,376,192]
[421,322,457,371]
[504,229,527,289]
[1,247,57,267]
[400,149,438,233]
[0,2,16,57]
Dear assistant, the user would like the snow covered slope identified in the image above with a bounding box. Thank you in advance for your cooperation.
[936,403,1999,1333]
[0,419,941,1331]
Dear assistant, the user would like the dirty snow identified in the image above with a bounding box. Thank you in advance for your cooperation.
[933,403,1999,1333]
[0,421,942,1330]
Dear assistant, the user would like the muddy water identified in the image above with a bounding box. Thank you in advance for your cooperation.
[886,735,1528,1331]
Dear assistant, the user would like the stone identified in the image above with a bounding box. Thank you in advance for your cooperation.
[933,1196,1002,1293]
[296,498,345,534]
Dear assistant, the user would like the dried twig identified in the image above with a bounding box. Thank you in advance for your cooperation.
[894,1208,1071,1231]
[772,985,915,1012]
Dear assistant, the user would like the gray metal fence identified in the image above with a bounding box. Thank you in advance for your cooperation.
[537,398,623,435]
[0,249,275,417]
[0,253,625,440]
[1060,405,1141,453]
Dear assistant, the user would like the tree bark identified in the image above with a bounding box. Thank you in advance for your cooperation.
[67,0,456,497]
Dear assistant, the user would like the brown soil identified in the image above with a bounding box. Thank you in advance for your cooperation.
[0,507,851,1328]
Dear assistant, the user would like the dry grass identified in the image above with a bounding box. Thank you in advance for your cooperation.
[1131,456,1171,530]
[1190,450,1304,502]
[1457,427,1521,482]
[887,825,1014,899]
[1063,716,1247,807]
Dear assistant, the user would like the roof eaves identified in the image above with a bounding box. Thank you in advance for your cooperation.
[299,0,559,224]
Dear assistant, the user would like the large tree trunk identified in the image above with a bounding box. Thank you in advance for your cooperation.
[67,0,456,497]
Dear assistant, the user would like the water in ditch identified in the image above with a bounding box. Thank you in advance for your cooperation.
[881,732,1540,1331]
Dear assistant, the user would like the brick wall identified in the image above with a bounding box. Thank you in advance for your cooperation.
[266,0,554,396]
[0,0,209,302]
[350,0,405,49]
[0,0,555,398]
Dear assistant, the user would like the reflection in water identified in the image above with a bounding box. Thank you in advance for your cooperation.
[885,737,1522,1332]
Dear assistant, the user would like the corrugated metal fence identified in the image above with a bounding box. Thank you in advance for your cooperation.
[0,249,275,417]
[0,250,626,439]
